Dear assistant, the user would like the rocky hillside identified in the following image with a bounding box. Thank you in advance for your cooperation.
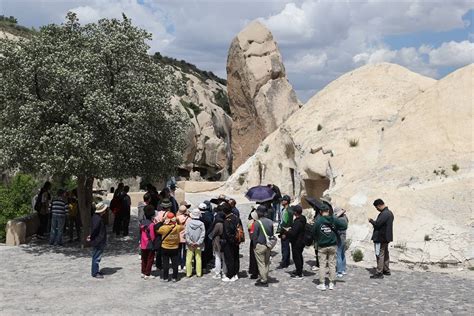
[225,62,473,266]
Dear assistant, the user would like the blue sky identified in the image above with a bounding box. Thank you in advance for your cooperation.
[1,0,473,102]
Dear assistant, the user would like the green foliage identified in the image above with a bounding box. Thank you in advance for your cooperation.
[352,249,363,262]
[0,12,187,182]
[0,15,36,38]
[180,99,202,116]
[213,89,231,115]
[452,164,459,172]
[349,138,359,147]
[433,168,447,177]
[424,234,432,241]
[0,173,38,241]
[264,144,269,152]
[238,174,245,186]
[468,266,474,271]
[317,124,323,131]
[153,52,226,85]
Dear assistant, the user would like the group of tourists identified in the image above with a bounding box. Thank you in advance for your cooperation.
[33,180,394,290]
[33,181,81,246]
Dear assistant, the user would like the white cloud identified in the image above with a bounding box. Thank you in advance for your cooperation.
[429,40,474,67]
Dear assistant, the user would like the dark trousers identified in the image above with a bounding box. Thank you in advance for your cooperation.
[155,247,163,269]
[314,245,320,268]
[292,243,304,276]
[113,211,130,236]
[376,242,390,274]
[141,249,155,276]
[38,213,49,236]
[67,216,81,241]
[91,246,104,277]
[161,248,179,280]
[281,238,291,267]
[178,243,186,269]
[223,243,239,278]
[202,238,213,268]
[249,240,258,277]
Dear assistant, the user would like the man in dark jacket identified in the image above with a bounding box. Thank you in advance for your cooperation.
[251,205,274,287]
[222,205,240,282]
[369,199,394,279]
[284,205,306,279]
[87,202,108,279]
[199,202,214,271]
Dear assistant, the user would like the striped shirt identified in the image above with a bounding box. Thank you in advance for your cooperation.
[50,199,68,216]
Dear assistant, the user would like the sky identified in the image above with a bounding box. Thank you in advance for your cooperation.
[1,0,473,102]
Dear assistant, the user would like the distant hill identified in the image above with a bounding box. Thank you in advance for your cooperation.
[0,15,36,38]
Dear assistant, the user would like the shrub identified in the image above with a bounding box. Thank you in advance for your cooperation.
[452,164,459,172]
[213,89,231,115]
[317,124,323,131]
[0,173,38,241]
[468,266,474,271]
[352,249,363,262]
[424,234,432,241]
[238,175,245,186]
[349,138,359,147]
[264,144,269,152]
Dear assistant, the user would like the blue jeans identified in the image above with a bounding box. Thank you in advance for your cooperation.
[336,240,346,273]
[272,202,281,222]
[280,238,291,267]
[49,215,66,245]
[91,247,104,277]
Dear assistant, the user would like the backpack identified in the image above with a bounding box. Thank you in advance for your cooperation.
[304,223,314,247]
[224,214,238,243]
[140,220,156,250]
[235,221,245,244]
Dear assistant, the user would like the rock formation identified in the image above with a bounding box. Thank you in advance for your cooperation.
[225,62,474,265]
[226,21,301,171]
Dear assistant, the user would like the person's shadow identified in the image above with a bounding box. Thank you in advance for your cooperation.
[100,267,122,275]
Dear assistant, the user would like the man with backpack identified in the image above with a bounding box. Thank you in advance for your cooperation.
[139,205,157,280]
[222,204,241,282]
[284,205,306,279]
[313,205,347,290]
[251,205,275,287]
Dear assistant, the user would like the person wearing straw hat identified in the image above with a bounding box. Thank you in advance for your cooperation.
[87,202,108,279]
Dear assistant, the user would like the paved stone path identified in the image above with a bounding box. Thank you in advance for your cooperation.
[0,193,473,314]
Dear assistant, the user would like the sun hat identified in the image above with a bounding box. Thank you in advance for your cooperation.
[166,212,175,219]
[95,202,108,214]
[198,203,207,210]
[180,200,192,208]
[178,205,188,214]
[160,198,172,209]
[190,209,201,219]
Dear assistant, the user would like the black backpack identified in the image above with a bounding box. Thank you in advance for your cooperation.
[304,223,314,246]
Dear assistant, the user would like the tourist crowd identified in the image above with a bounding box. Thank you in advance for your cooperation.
[33,181,394,290]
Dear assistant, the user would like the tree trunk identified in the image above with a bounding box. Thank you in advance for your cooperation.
[77,175,94,248]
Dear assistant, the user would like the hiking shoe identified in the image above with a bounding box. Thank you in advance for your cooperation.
[370,273,384,279]
[250,275,259,280]
[316,284,327,291]
[255,281,268,287]
[328,282,334,290]
[311,265,320,271]
[231,275,238,282]
[222,277,232,282]
[290,274,303,280]
[277,264,288,270]
[336,273,344,278]
[383,271,391,276]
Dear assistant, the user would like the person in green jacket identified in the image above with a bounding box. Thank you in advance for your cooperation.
[313,206,347,291]
[277,195,293,269]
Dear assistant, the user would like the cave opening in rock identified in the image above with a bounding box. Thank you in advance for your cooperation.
[301,176,330,209]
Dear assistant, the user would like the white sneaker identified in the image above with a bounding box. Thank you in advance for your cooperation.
[342,271,347,275]
[148,275,156,279]
[141,273,145,278]
[143,276,149,280]
[222,277,231,282]
[212,274,221,279]
[316,284,327,291]
[336,273,343,278]
[311,266,320,271]
[329,282,334,290]
[231,275,238,282]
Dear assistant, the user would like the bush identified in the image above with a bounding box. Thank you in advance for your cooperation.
[317,124,323,131]
[424,234,432,241]
[352,248,364,262]
[0,174,38,241]
[349,138,359,147]
[452,164,459,172]
[238,175,245,186]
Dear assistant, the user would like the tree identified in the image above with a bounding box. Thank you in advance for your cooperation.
[0,12,187,246]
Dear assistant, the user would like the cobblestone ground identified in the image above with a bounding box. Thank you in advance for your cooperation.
[0,193,473,315]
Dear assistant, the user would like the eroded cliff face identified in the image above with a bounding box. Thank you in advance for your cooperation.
[225,63,474,265]
[226,21,301,171]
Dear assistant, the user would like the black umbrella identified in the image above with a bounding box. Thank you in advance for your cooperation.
[304,196,333,215]
[245,185,276,203]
